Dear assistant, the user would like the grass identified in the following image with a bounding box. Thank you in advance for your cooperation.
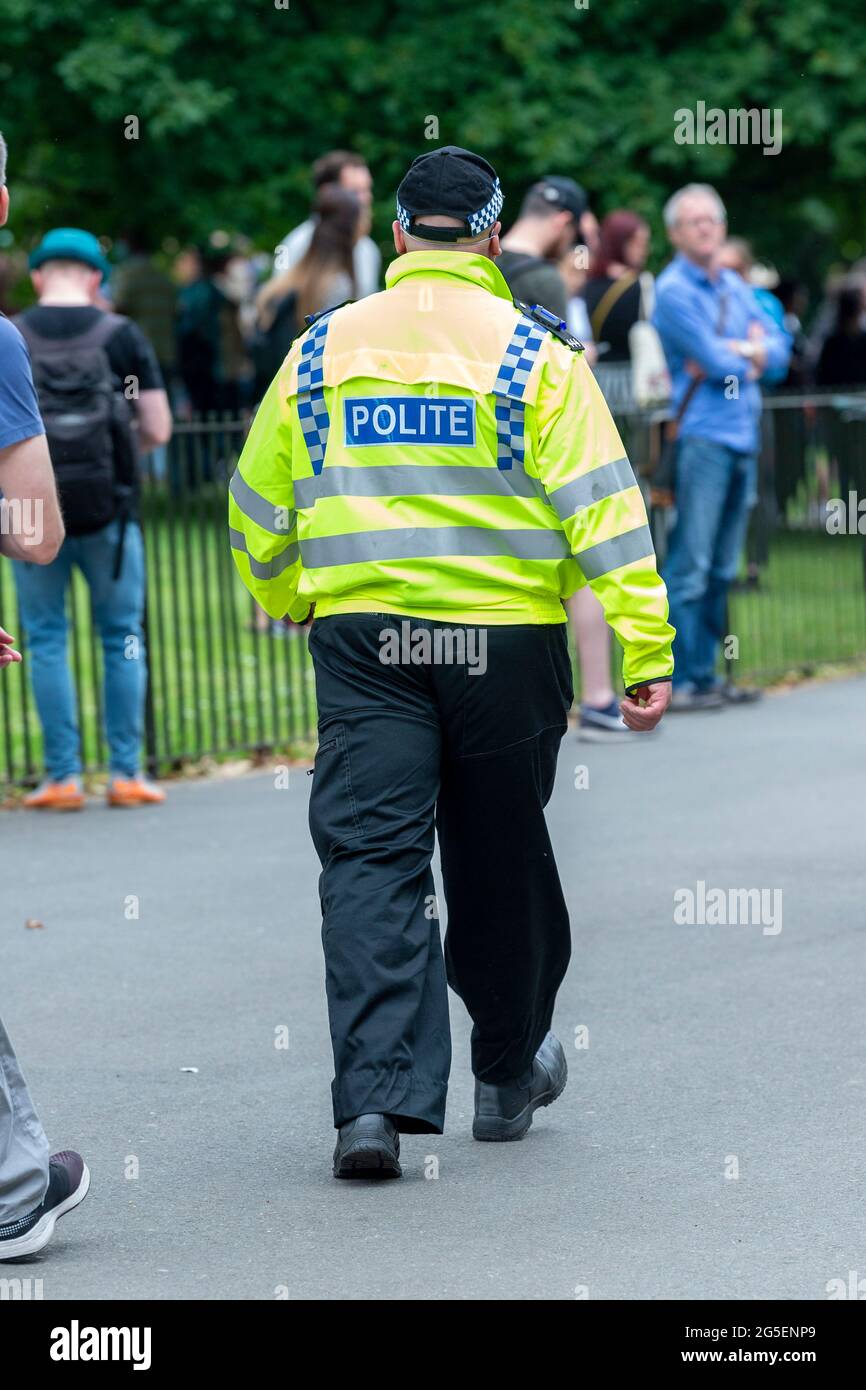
[727,530,866,678]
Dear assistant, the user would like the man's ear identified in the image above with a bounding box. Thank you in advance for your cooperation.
[31,269,43,295]
[488,221,502,259]
[392,220,407,255]
[0,185,9,228]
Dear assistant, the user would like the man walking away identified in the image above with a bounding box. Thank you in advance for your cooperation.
[0,131,89,1258]
[14,226,172,808]
[230,147,674,1178]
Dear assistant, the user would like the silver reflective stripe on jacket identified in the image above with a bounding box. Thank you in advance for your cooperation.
[300,525,571,568]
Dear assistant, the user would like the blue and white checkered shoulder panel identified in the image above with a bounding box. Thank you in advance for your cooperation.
[296,309,339,476]
[491,313,547,471]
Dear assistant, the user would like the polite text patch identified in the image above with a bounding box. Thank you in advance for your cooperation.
[344,397,476,447]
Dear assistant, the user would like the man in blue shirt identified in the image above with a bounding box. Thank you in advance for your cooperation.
[0,196,64,566]
[0,132,65,616]
[0,129,90,1261]
[653,184,790,708]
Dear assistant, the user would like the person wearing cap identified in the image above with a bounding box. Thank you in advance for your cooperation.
[229,146,674,1178]
[497,176,593,321]
[0,131,90,1261]
[12,226,173,809]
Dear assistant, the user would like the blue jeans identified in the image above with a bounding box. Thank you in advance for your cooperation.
[14,518,147,781]
[662,437,757,690]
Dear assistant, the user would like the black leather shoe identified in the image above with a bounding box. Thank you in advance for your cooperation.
[333,1114,402,1179]
[473,1032,567,1142]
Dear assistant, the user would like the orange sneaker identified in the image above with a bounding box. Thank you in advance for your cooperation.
[23,780,86,812]
[106,776,166,808]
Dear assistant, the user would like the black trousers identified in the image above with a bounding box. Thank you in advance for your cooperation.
[307,614,574,1134]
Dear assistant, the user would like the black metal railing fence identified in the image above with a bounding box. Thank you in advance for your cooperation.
[1,396,865,790]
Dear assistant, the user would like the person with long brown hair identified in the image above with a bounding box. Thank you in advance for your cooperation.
[252,186,360,398]
[273,149,378,295]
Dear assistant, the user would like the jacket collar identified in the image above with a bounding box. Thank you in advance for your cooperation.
[386,250,515,303]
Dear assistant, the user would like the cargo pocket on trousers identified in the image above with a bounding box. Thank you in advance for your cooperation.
[308,722,367,862]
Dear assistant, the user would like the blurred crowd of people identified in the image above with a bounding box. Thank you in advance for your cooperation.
[3,139,866,783]
[5,145,866,431]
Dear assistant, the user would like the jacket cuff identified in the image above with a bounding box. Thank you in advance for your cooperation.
[624,675,673,697]
[287,596,313,623]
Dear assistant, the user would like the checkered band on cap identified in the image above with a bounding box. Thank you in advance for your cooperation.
[396,177,503,239]
[491,313,547,471]
[467,179,503,236]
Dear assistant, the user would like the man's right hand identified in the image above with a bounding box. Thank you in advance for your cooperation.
[0,626,22,668]
[620,680,672,731]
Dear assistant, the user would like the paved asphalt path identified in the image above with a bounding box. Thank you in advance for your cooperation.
[2,677,864,1300]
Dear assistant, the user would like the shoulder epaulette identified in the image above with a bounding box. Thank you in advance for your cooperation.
[303,300,354,329]
[514,299,584,353]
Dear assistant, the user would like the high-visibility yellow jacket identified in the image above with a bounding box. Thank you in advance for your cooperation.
[229,250,674,691]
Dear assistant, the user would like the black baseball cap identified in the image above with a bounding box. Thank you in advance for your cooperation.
[529,176,588,224]
[396,146,503,243]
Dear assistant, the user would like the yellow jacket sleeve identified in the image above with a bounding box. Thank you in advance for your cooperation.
[533,347,675,691]
[228,373,310,622]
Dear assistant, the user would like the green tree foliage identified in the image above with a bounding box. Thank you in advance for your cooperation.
[1,0,864,284]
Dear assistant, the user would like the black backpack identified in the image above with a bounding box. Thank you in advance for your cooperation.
[15,312,137,537]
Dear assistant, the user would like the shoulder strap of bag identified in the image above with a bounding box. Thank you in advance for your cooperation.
[79,311,127,353]
[637,271,655,322]
[590,272,637,342]
[672,373,702,427]
[15,309,125,358]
